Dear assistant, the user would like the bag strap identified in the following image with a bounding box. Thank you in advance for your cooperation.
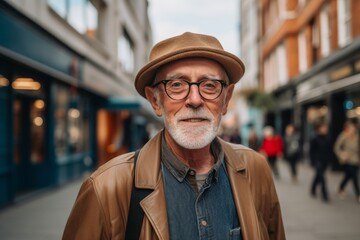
[125,149,152,240]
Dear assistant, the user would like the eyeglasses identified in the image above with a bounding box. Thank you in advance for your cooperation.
[152,79,228,100]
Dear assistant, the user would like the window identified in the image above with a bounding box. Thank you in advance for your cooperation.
[277,44,288,85]
[54,85,69,158]
[320,4,331,57]
[311,19,319,64]
[48,0,98,38]
[263,51,278,92]
[118,29,135,73]
[298,30,308,73]
[337,0,352,47]
[48,0,66,18]
[30,99,46,163]
[68,0,86,33]
[54,84,90,161]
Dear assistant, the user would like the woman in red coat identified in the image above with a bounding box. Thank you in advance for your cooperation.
[260,126,283,179]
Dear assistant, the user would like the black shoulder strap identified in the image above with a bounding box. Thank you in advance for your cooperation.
[125,149,152,240]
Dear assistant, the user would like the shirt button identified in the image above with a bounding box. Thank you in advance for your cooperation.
[189,170,195,176]
[200,220,208,227]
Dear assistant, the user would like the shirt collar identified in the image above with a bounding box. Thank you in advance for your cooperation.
[161,131,224,182]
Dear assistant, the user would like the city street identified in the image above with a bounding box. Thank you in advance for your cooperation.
[0,160,359,240]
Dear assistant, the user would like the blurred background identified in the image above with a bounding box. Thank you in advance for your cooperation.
[0,0,360,239]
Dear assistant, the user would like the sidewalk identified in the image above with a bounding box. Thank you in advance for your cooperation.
[0,179,83,240]
[276,160,360,240]
[0,161,359,239]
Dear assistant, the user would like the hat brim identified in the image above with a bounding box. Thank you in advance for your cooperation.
[135,47,245,98]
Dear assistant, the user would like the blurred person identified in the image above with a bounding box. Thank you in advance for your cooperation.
[310,122,331,202]
[334,120,360,203]
[230,127,242,144]
[62,32,285,239]
[259,126,283,179]
[283,124,301,183]
[219,126,232,142]
[248,127,259,150]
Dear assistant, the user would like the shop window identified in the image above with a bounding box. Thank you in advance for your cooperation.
[118,29,135,73]
[54,84,90,160]
[30,99,45,163]
[54,85,69,158]
[47,0,99,39]
[345,93,360,121]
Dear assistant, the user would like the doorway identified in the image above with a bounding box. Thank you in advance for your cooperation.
[12,77,46,195]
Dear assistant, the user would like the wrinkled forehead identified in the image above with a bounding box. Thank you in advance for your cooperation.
[154,57,227,81]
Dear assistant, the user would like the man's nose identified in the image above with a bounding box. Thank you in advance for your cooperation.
[185,84,203,107]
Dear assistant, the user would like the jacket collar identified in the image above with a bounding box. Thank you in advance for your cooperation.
[219,138,247,173]
[134,132,248,189]
[134,130,163,189]
[135,131,259,240]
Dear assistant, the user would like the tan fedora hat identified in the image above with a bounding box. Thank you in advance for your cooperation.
[135,32,245,98]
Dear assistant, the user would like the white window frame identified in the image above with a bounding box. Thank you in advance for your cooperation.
[277,44,288,85]
[320,4,330,57]
[298,30,308,73]
[48,0,99,37]
[118,30,135,73]
[337,0,352,47]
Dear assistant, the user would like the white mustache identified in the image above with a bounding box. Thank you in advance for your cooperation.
[175,109,213,121]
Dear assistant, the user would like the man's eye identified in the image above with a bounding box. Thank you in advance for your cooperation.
[202,81,217,89]
[168,80,185,88]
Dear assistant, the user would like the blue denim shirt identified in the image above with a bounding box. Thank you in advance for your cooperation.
[161,136,242,240]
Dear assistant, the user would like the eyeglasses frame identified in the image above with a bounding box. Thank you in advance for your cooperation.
[151,79,228,100]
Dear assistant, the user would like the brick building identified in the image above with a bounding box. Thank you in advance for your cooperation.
[259,0,360,164]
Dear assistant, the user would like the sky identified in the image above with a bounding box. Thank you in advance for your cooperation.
[147,0,240,57]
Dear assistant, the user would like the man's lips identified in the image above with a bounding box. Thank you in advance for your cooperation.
[179,118,209,123]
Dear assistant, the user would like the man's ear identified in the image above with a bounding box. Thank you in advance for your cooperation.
[222,84,234,115]
[145,86,162,117]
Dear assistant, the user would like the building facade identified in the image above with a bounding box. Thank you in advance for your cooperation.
[239,0,263,146]
[260,0,360,166]
[0,0,158,206]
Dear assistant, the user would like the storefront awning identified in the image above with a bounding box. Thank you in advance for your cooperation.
[104,97,140,111]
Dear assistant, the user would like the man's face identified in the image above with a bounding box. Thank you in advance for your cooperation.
[145,58,234,149]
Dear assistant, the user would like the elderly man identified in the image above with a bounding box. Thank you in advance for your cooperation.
[63,32,285,240]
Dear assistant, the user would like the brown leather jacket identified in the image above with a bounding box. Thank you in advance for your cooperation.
[63,132,285,240]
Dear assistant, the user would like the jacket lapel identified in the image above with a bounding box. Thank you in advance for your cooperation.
[141,182,168,239]
[220,139,261,240]
[135,132,169,239]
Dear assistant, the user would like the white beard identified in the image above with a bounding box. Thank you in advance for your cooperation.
[163,108,220,149]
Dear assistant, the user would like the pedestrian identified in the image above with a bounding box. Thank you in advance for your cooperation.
[309,122,331,202]
[248,127,259,150]
[62,32,285,239]
[259,126,283,179]
[334,120,360,203]
[230,127,242,144]
[283,124,300,183]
